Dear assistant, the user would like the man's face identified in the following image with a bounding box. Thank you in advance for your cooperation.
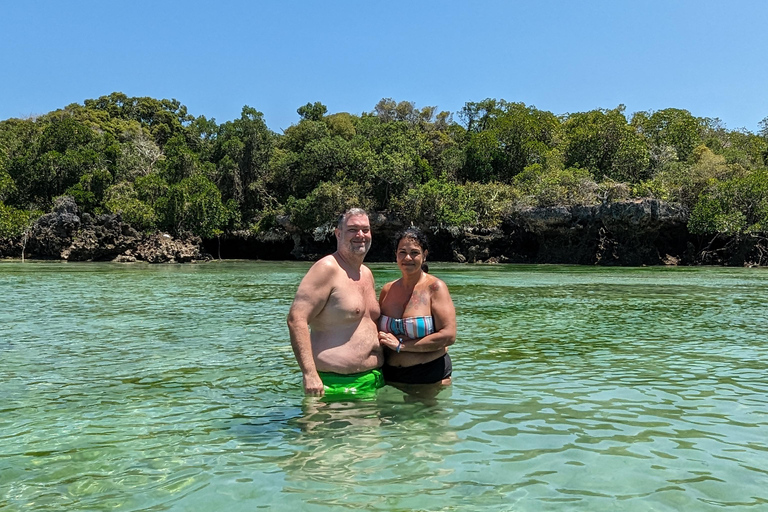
[336,214,372,257]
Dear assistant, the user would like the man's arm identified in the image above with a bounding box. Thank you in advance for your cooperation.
[287,259,335,396]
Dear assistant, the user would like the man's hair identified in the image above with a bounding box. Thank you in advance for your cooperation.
[336,208,369,229]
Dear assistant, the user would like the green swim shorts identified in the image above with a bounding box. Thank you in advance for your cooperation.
[317,369,385,399]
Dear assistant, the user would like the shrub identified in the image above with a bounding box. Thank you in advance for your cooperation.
[513,164,598,207]
[688,169,768,235]
[596,179,631,203]
[65,168,114,214]
[463,181,519,227]
[0,203,40,238]
[392,179,477,227]
[104,181,158,231]
[636,146,748,209]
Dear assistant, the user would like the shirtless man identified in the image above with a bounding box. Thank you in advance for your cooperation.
[287,208,384,398]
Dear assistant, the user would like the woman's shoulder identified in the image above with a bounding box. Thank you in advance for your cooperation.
[424,273,446,290]
[423,275,452,300]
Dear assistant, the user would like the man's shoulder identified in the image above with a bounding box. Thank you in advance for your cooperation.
[309,254,342,273]
[297,254,340,287]
[311,254,354,282]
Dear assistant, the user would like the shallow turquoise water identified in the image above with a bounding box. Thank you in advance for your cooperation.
[2,261,768,511]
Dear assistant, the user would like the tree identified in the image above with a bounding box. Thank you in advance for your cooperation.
[355,116,434,208]
[0,202,39,239]
[104,181,158,231]
[286,180,372,232]
[115,127,164,181]
[458,99,561,183]
[83,92,194,146]
[632,108,704,173]
[759,117,768,139]
[212,106,275,221]
[374,98,398,123]
[393,179,476,227]
[160,174,234,237]
[636,145,747,209]
[562,106,649,182]
[513,164,598,207]
[66,168,113,213]
[5,115,106,210]
[297,102,327,122]
[324,112,357,140]
[689,169,768,235]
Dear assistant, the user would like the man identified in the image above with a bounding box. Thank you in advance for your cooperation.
[287,208,384,398]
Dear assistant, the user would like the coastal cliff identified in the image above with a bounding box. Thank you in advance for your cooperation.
[2,197,764,266]
[205,199,765,267]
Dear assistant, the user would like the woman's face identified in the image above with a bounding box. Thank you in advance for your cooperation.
[396,237,426,275]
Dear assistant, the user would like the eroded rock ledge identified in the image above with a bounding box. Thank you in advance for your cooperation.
[207,199,764,266]
[3,198,764,266]
[0,197,210,263]
[206,199,697,265]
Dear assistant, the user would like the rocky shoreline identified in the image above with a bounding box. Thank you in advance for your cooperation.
[0,197,210,263]
[208,199,765,267]
[2,197,765,266]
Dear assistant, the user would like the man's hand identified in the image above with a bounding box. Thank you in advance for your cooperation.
[303,372,325,396]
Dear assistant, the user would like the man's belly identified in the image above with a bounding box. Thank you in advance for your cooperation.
[312,323,383,374]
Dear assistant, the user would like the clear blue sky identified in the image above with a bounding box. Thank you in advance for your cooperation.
[2,1,767,133]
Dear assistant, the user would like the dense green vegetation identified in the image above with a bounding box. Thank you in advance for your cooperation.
[1,92,767,240]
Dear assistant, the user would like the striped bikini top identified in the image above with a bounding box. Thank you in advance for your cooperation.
[379,314,435,339]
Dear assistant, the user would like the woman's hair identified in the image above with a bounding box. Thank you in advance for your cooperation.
[395,227,430,273]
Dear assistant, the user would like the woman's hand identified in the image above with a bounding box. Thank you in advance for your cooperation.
[378,331,403,352]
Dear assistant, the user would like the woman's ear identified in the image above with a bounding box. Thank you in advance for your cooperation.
[423,249,428,260]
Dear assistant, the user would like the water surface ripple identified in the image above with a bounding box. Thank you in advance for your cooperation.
[2,262,767,511]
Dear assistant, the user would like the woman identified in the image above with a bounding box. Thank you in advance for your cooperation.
[378,227,456,386]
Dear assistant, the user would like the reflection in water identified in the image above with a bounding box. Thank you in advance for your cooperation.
[231,386,460,510]
[2,262,768,510]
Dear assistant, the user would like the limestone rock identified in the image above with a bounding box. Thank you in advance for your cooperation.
[18,196,210,263]
[135,234,209,263]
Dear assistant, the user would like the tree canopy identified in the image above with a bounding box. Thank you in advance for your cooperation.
[1,93,766,240]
